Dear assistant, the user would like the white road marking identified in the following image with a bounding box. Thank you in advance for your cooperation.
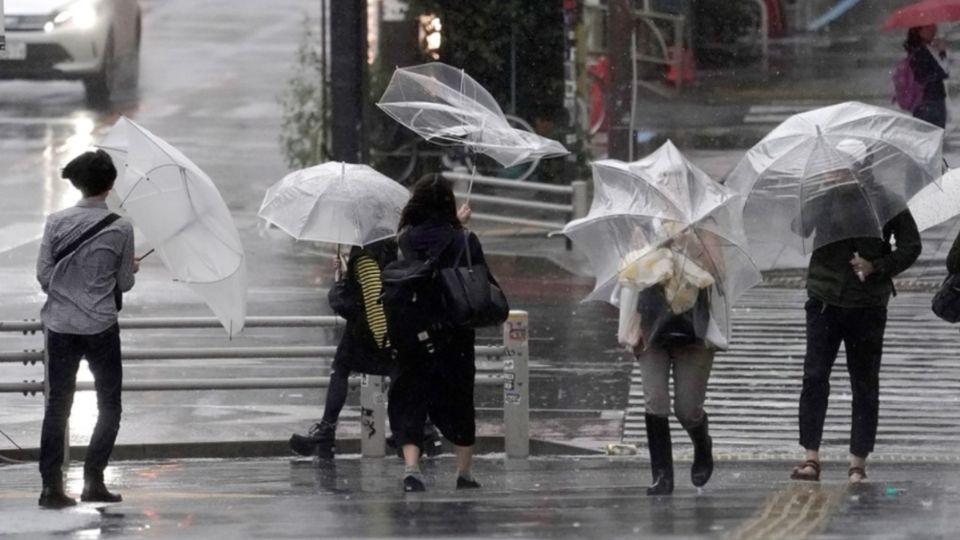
[0,222,43,254]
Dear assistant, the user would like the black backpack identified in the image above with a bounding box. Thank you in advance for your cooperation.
[380,232,456,354]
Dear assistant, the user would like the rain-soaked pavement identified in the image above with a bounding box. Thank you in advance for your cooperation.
[5,0,960,538]
[3,457,960,538]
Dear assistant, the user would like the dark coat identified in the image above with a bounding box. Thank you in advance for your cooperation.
[333,238,398,375]
[910,46,948,104]
[806,210,921,308]
[397,220,483,362]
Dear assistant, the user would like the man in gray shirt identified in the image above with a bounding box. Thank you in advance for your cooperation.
[36,150,137,509]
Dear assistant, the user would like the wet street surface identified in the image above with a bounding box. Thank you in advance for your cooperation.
[5,1,960,538]
[3,457,960,539]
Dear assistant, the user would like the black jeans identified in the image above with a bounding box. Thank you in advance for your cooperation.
[799,298,886,458]
[39,325,122,486]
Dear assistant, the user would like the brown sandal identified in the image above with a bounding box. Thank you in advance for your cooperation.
[790,460,821,481]
[848,466,867,483]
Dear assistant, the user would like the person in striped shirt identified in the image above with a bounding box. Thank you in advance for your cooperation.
[289,239,443,458]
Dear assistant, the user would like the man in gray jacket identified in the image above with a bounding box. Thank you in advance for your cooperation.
[36,150,137,509]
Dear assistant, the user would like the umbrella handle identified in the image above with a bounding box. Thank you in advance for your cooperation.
[135,249,155,262]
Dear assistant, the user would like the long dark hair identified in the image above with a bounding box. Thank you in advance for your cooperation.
[904,27,926,52]
[398,173,462,230]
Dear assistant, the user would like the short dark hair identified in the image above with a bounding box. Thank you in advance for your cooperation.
[398,173,462,231]
[61,150,117,197]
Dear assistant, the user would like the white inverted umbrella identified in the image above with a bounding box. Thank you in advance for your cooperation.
[559,141,761,349]
[258,162,410,246]
[376,62,569,170]
[98,117,247,337]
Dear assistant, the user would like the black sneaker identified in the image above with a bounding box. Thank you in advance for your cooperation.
[456,476,481,489]
[38,486,77,509]
[289,421,336,457]
[403,475,426,492]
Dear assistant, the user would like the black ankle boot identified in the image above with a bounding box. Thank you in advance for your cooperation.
[289,420,336,458]
[686,414,714,488]
[645,413,674,496]
[38,484,77,509]
[81,477,122,503]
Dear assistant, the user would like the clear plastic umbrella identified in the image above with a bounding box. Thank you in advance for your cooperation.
[559,141,761,349]
[376,62,569,170]
[97,117,247,337]
[258,162,410,246]
[726,101,944,269]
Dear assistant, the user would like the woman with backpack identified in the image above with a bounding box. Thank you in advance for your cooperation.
[288,239,444,458]
[905,25,949,128]
[386,174,489,493]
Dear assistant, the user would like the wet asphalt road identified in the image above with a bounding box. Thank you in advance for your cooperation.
[3,457,960,539]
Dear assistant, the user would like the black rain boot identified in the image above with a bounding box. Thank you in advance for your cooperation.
[38,482,77,509]
[289,420,336,458]
[81,472,122,503]
[686,414,714,488]
[645,413,674,496]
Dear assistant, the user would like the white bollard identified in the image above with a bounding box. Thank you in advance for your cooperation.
[503,310,530,458]
[359,374,387,458]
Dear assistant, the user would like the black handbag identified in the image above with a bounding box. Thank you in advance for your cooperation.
[438,231,509,328]
[932,273,960,323]
[328,270,361,322]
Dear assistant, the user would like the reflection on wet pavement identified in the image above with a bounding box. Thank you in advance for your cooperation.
[3,458,960,538]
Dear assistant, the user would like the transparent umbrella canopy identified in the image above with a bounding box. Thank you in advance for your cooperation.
[726,101,945,268]
[559,141,761,349]
[98,117,247,337]
[258,162,410,247]
[376,62,569,169]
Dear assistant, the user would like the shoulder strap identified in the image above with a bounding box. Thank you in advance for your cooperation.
[54,213,122,264]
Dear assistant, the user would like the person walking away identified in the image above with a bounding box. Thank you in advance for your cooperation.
[36,150,138,508]
[906,25,949,129]
[789,171,921,484]
[618,234,720,496]
[288,240,444,458]
[387,174,487,493]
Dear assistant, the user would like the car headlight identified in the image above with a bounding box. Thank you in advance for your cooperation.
[45,0,100,32]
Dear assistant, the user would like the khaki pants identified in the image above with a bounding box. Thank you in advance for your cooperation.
[637,343,714,429]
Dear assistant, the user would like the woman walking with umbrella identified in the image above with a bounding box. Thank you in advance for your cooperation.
[905,25,949,128]
[560,142,762,496]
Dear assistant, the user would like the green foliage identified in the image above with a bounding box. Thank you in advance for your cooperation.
[278,16,330,170]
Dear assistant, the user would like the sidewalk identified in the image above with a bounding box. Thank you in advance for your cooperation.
[2,457,958,538]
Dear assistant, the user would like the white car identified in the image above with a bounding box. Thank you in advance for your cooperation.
[1,0,141,106]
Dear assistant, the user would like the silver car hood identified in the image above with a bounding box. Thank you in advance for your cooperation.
[5,0,75,16]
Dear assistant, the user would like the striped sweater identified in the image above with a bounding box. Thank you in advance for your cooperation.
[354,255,390,348]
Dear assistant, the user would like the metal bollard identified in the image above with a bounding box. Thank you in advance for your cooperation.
[571,180,589,220]
[359,374,387,458]
[502,311,530,458]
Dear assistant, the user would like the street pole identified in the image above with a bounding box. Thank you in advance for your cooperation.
[607,0,635,160]
[562,0,579,183]
[330,0,367,163]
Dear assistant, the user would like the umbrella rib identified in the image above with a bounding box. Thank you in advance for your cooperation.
[117,163,185,207]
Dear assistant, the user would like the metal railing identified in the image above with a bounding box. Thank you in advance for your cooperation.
[0,311,531,459]
[443,170,589,232]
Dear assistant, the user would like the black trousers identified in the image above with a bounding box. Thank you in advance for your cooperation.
[388,330,476,449]
[39,325,122,486]
[799,298,886,458]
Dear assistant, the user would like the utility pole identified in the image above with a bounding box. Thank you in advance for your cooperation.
[330,0,367,163]
[607,0,634,160]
